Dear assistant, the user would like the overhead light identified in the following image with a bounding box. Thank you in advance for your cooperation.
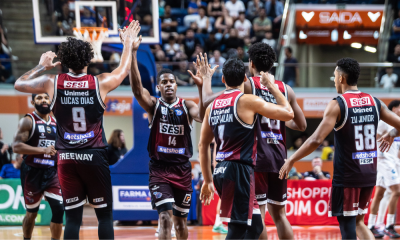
[351,42,362,49]
[364,46,376,53]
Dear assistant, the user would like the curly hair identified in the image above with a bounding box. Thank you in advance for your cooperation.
[57,37,94,71]
[247,42,276,72]
[336,58,360,86]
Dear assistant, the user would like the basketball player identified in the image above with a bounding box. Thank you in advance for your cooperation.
[279,58,400,239]
[12,93,64,240]
[199,57,294,239]
[129,45,208,239]
[368,100,400,238]
[201,42,306,239]
[14,20,142,239]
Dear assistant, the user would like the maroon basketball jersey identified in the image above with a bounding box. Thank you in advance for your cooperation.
[148,98,193,164]
[248,76,288,172]
[333,90,381,187]
[50,73,107,150]
[209,89,257,166]
[24,112,57,168]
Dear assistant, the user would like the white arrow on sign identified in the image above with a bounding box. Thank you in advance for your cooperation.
[302,11,315,22]
[368,12,381,22]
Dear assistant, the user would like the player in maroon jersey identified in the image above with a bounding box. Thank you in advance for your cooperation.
[199,57,294,239]
[14,21,142,240]
[129,41,209,240]
[12,93,64,240]
[201,42,306,239]
[279,58,400,239]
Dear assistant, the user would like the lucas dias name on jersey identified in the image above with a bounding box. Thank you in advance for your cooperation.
[59,153,94,161]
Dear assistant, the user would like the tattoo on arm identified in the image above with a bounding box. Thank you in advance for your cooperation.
[17,65,46,90]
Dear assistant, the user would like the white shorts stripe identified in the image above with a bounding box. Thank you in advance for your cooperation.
[155,198,175,207]
[343,210,358,216]
[253,208,261,214]
[173,204,189,213]
[65,199,87,210]
[257,200,268,206]
[267,199,287,205]
[44,191,63,201]
[26,200,42,209]
[89,203,107,209]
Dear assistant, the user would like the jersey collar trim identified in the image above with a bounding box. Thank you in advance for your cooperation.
[159,97,179,108]
[33,112,51,125]
[344,90,361,94]
[224,89,241,94]
[67,72,87,78]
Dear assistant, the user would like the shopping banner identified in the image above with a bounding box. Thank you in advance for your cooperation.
[0,179,53,225]
[202,180,375,225]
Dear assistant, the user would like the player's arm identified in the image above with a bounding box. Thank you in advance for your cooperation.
[285,85,307,131]
[377,100,400,152]
[12,117,56,156]
[199,53,225,107]
[97,21,141,100]
[198,107,215,206]
[14,52,58,97]
[279,100,340,179]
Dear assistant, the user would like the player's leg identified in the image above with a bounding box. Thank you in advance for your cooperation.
[22,211,38,239]
[384,183,400,237]
[355,214,374,240]
[172,215,188,240]
[64,206,84,240]
[213,198,228,234]
[356,187,375,240]
[337,216,357,239]
[94,206,114,240]
[376,190,390,226]
[159,210,173,239]
[266,173,293,240]
[254,172,268,240]
[368,185,386,237]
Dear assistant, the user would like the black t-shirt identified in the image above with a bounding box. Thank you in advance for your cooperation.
[107,146,127,165]
[183,38,201,57]
[303,171,331,179]
[161,15,177,32]
[224,37,244,50]
[283,57,298,82]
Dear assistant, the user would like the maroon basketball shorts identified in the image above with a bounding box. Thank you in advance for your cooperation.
[254,172,287,206]
[20,161,62,212]
[328,186,374,217]
[213,161,260,226]
[57,148,112,210]
[148,160,193,217]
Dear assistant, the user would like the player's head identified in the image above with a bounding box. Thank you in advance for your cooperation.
[221,58,246,87]
[57,37,94,71]
[389,100,400,116]
[312,157,323,167]
[31,93,51,115]
[157,69,177,101]
[247,42,276,77]
[334,58,360,94]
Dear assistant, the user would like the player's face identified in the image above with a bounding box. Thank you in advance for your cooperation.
[392,105,400,117]
[33,93,51,115]
[334,67,342,94]
[158,73,177,100]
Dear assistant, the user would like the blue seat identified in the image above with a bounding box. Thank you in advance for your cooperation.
[170,8,188,17]
[177,26,188,34]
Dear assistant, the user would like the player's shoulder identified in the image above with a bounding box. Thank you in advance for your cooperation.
[19,115,33,129]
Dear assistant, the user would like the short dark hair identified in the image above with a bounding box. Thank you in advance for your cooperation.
[239,11,246,15]
[157,68,175,83]
[222,58,246,87]
[32,93,49,101]
[57,37,94,71]
[336,58,360,86]
[247,42,276,72]
[286,46,293,53]
[388,100,400,111]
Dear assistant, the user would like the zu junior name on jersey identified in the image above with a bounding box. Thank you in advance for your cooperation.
[159,123,184,135]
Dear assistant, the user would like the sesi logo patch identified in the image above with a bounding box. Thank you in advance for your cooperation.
[350,97,371,107]
[214,98,232,109]
[159,123,184,135]
[38,139,55,148]
[64,81,89,89]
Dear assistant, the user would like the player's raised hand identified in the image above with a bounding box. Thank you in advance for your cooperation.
[119,20,141,45]
[44,145,57,156]
[279,158,294,180]
[200,181,215,206]
[197,53,218,81]
[188,58,203,87]
[39,51,61,70]
[378,131,395,152]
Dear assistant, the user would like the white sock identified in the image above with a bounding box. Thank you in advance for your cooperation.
[214,214,221,226]
[157,218,160,231]
[368,214,377,229]
[386,214,395,228]
[377,191,390,225]
[171,223,175,233]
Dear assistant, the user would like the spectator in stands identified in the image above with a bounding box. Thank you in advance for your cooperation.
[0,154,22,179]
[164,36,183,60]
[184,0,204,27]
[173,61,193,86]
[234,12,252,39]
[392,9,400,40]
[183,29,201,59]
[237,47,249,62]
[303,157,331,180]
[205,31,222,54]
[81,8,96,27]
[288,167,303,180]
[225,0,245,19]
[196,7,211,33]
[320,140,333,161]
[387,44,400,83]
[0,128,10,170]
[380,67,398,89]
[56,3,75,36]
[107,129,128,165]
[161,5,178,40]
[246,0,264,22]
[152,45,167,61]
[283,46,299,87]
[208,0,225,19]
[215,9,234,35]
[0,23,14,84]
[190,45,204,62]
[209,50,226,86]
[262,32,276,51]
[243,37,252,53]
[224,28,244,51]
[253,8,272,39]
[265,0,284,36]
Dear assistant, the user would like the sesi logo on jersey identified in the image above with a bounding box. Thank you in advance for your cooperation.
[350,97,371,107]
[214,98,232,109]
[64,81,89,89]
[38,139,55,148]
[159,123,184,135]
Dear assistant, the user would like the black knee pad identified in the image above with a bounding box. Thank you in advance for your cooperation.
[337,216,357,240]
[47,197,64,224]
[26,206,40,213]
[156,202,173,214]
[94,205,113,221]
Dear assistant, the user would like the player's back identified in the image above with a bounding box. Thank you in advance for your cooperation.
[50,72,107,150]
[248,76,287,172]
[333,90,380,187]
[209,89,257,166]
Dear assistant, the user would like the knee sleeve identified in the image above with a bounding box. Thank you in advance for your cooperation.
[47,197,64,224]
[245,214,264,239]
[94,206,114,240]
[226,223,247,240]
[337,216,357,240]
[64,206,83,240]
[26,206,40,213]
